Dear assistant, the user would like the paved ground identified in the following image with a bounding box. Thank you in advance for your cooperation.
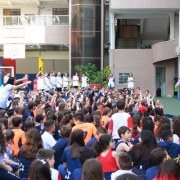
[154,97,180,116]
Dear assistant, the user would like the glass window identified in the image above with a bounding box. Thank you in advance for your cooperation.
[53,8,69,15]
[119,73,129,84]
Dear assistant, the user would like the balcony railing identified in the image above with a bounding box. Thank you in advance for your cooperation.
[0,15,69,26]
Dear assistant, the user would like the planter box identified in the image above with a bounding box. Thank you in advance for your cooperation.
[89,84,102,89]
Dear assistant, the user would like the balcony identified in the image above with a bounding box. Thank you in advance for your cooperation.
[0,15,69,45]
[0,15,69,26]
[110,0,180,13]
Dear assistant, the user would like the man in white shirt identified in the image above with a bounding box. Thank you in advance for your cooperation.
[41,120,56,149]
[111,152,137,180]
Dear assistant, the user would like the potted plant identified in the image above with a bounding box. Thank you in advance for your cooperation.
[74,63,111,89]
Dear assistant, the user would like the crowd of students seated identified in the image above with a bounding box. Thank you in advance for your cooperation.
[0,84,180,180]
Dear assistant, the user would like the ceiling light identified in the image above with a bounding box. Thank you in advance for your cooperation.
[36,0,40,5]
[6,0,12,5]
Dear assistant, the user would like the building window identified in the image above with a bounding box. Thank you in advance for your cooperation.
[119,73,129,84]
[3,9,21,16]
[53,8,69,15]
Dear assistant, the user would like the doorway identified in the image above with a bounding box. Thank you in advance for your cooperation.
[156,67,166,97]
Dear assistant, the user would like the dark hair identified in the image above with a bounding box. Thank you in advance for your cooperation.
[19,129,43,159]
[7,109,14,117]
[6,77,15,85]
[150,148,166,166]
[116,100,125,110]
[60,125,72,138]
[29,159,51,180]
[155,107,164,116]
[69,129,85,158]
[79,147,97,164]
[93,134,112,155]
[28,102,36,110]
[82,158,104,180]
[154,159,180,180]
[119,152,132,170]
[58,102,66,112]
[130,130,158,165]
[94,116,101,128]
[92,111,101,117]
[44,120,54,132]
[73,112,84,122]
[36,148,55,160]
[61,113,73,127]
[24,119,35,132]
[96,127,107,135]
[81,108,89,115]
[12,117,22,127]
[154,115,161,122]
[86,115,94,123]
[0,110,6,119]
[57,112,64,123]
[0,117,8,129]
[0,123,6,155]
[5,129,15,142]
[132,115,140,132]
[103,107,110,115]
[36,115,44,123]
[161,130,173,141]
[87,106,92,115]
[116,174,140,180]
[118,126,130,138]
[142,120,154,132]
[172,116,180,137]
[48,114,57,122]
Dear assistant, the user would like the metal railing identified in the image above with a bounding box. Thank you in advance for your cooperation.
[0,15,69,26]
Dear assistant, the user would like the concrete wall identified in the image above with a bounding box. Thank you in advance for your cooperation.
[112,49,155,94]
[154,60,175,97]
[152,39,178,63]
[111,0,180,9]
[16,57,69,74]
[45,26,69,44]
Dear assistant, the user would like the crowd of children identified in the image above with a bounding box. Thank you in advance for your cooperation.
[0,77,180,180]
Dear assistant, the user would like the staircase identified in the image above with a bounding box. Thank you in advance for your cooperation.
[116,38,137,49]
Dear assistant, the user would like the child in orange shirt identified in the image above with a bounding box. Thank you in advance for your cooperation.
[101,107,111,127]
[72,112,96,144]
[12,117,26,157]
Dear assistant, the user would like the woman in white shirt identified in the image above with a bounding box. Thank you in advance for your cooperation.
[36,72,44,91]
[63,73,69,90]
[108,73,115,89]
[72,72,79,89]
[43,73,51,92]
[81,73,89,88]
[127,72,135,89]
[0,77,31,109]
[56,72,63,92]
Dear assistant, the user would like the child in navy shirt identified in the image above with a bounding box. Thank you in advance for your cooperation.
[53,125,72,169]
[71,147,97,180]
[158,130,180,158]
[146,148,167,180]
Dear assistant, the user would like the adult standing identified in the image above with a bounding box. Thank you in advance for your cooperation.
[81,73,89,88]
[127,72,135,89]
[56,72,63,92]
[63,73,69,90]
[108,73,115,89]
[43,73,51,92]
[72,72,79,89]
[0,77,31,109]
[36,72,44,91]
[48,72,55,93]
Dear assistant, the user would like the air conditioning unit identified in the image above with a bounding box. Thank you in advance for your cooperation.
[176,46,180,56]
[105,0,109,5]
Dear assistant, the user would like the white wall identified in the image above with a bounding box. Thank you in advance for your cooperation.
[21,6,38,15]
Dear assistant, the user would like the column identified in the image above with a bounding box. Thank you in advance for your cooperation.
[109,11,115,69]
[70,0,101,75]
[170,13,175,40]
[0,57,2,86]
